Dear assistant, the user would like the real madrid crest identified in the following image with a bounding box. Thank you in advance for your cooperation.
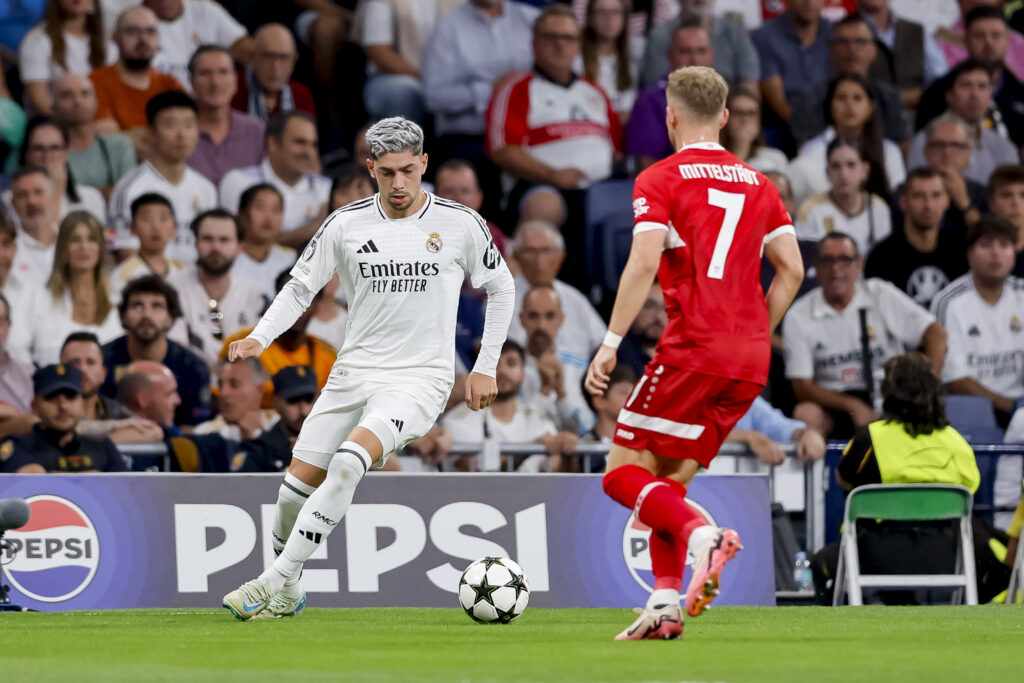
[1011,315,1022,333]
[426,232,443,253]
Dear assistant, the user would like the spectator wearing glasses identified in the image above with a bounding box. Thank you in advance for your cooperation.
[101,274,211,429]
[907,61,1020,188]
[168,209,264,368]
[719,88,789,175]
[782,232,946,438]
[52,74,136,197]
[232,365,318,472]
[7,211,121,366]
[230,23,316,123]
[16,116,106,222]
[109,193,185,298]
[0,363,126,474]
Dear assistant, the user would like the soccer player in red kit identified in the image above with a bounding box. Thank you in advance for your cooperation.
[585,66,804,640]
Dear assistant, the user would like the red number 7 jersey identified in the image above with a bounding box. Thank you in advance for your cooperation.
[632,143,794,384]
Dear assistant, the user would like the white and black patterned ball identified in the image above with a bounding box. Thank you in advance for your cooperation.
[458,557,530,624]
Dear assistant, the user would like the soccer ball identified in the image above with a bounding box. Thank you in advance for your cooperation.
[458,557,530,624]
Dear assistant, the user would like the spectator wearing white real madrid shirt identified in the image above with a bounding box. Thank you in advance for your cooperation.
[7,167,59,287]
[217,110,330,250]
[232,183,296,306]
[109,193,185,299]
[168,209,265,368]
[144,0,253,90]
[795,137,891,255]
[932,216,1024,427]
[107,90,217,262]
[783,232,947,439]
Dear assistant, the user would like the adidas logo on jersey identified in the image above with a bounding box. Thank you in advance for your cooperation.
[357,240,380,254]
[968,326,981,337]
[391,418,404,431]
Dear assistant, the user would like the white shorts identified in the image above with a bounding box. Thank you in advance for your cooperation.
[292,370,452,470]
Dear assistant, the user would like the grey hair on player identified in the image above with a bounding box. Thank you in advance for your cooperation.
[512,220,565,253]
[365,117,424,160]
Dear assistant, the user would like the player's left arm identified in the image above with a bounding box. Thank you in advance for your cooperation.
[462,215,516,411]
[763,231,804,333]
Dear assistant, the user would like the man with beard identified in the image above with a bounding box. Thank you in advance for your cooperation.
[442,340,577,472]
[7,167,58,287]
[617,282,667,376]
[169,209,265,367]
[100,274,211,429]
[0,364,126,474]
[866,168,969,309]
[232,365,318,472]
[90,6,184,145]
[60,331,163,444]
[218,110,330,249]
[519,285,594,436]
[107,91,218,261]
[219,270,336,406]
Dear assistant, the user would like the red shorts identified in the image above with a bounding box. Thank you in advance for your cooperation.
[612,364,764,468]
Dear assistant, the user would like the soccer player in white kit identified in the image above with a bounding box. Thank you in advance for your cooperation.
[222,117,516,620]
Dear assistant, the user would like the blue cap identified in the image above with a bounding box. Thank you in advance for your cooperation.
[272,365,318,400]
[33,363,83,398]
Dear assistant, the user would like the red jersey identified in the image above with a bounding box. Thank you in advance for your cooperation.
[632,143,794,384]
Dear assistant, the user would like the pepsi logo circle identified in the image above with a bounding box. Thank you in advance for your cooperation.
[3,495,100,602]
[621,498,716,593]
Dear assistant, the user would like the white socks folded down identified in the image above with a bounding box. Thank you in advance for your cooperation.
[261,442,373,594]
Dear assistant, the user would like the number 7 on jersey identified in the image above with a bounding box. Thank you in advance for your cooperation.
[706,188,745,280]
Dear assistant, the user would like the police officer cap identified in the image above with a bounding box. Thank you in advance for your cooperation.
[272,365,317,400]
[33,363,83,398]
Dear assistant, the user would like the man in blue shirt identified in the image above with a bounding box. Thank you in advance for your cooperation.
[752,0,833,131]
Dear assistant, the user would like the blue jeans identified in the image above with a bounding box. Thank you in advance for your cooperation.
[363,74,426,123]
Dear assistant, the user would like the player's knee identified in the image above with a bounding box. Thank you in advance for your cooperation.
[326,451,367,490]
[357,416,398,458]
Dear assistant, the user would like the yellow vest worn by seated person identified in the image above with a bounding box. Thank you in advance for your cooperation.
[868,421,981,493]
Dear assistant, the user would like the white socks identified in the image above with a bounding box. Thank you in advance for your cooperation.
[273,473,316,587]
[688,525,717,555]
[261,442,373,594]
[647,588,680,609]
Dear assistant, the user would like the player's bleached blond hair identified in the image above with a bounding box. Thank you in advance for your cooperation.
[666,66,728,122]
[365,116,424,160]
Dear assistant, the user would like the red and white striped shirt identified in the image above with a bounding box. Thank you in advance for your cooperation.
[486,70,623,187]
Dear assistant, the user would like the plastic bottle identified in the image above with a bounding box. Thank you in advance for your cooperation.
[793,551,813,592]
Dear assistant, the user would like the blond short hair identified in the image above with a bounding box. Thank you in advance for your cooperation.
[666,66,728,122]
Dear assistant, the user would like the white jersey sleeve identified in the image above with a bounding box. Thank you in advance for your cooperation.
[870,279,935,346]
[290,210,344,293]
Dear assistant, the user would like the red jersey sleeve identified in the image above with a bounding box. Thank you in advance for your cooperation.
[761,184,796,246]
[632,166,671,234]
[486,75,530,155]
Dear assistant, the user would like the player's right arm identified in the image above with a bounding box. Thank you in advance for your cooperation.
[229,213,341,362]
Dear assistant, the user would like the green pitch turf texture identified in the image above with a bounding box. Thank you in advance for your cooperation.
[0,606,1020,682]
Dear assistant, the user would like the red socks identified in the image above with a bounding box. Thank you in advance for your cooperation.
[603,465,711,592]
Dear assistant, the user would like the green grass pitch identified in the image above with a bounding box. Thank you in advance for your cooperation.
[0,606,1021,682]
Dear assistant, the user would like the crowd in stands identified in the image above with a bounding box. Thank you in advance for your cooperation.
[0,0,1021,534]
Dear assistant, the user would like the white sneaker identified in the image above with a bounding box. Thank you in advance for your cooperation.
[613,604,683,640]
[222,578,273,621]
[252,590,306,619]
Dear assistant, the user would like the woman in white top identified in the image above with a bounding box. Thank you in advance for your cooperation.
[19,116,106,222]
[576,0,644,123]
[720,87,789,175]
[788,74,905,207]
[7,211,122,366]
[18,0,116,114]
[795,137,892,254]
